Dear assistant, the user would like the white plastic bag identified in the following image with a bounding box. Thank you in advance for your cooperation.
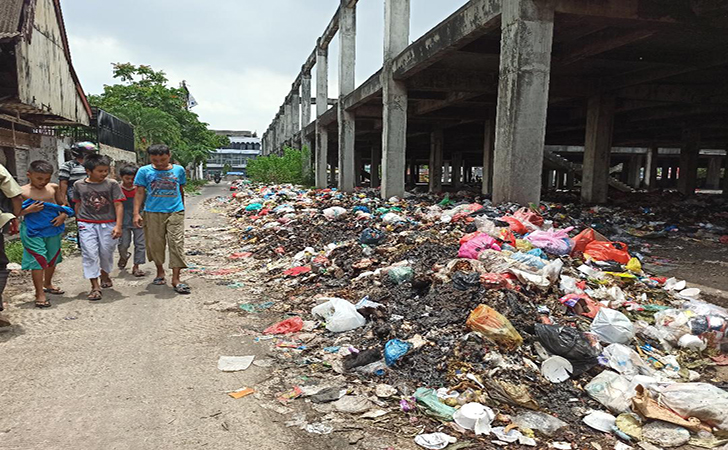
[649,383,728,431]
[603,343,654,377]
[312,298,366,333]
[323,207,347,220]
[584,370,633,413]
[590,308,634,344]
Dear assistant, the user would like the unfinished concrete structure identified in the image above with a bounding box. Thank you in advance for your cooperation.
[262,0,728,203]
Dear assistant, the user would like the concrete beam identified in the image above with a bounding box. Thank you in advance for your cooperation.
[338,1,357,192]
[555,28,656,65]
[381,0,410,200]
[482,118,494,195]
[429,128,443,193]
[605,52,728,90]
[315,45,329,188]
[392,0,501,80]
[552,0,693,23]
[492,0,554,205]
[582,94,616,204]
[678,129,700,195]
[342,71,382,111]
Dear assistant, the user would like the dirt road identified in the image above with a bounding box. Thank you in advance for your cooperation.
[0,184,354,450]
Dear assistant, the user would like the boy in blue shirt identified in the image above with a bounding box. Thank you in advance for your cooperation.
[133,144,190,294]
[20,161,74,308]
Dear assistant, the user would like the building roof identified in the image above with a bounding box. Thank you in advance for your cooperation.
[0,0,92,121]
[213,149,261,155]
[229,136,261,144]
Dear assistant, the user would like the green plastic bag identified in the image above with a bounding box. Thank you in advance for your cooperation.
[414,388,456,421]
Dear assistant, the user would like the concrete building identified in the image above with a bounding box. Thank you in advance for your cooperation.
[262,0,728,203]
[204,132,261,177]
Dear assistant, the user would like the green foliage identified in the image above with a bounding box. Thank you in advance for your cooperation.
[5,240,23,264]
[185,179,208,194]
[88,63,229,166]
[247,147,313,186]
[222,163,231,175]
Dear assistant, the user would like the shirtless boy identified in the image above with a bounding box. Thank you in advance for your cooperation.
[20,161,74,308]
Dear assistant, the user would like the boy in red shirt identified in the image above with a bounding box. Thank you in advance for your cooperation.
[117,165,146,277]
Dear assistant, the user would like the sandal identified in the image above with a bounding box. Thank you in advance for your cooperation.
[118,252,130,269]
[43,287,65,295]
[173,283,191,295]
[152,277,166,285]
[100,280,113,289]
[35,300,52,308]
[132,269,147,277]
[88,290,102,301]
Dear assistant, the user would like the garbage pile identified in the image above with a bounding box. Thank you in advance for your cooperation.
[214,185,728,449]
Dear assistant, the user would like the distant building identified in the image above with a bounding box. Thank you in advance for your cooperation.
[203,131,261,177]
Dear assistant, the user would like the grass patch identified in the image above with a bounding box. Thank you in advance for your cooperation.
[186,179,208,195]
[5,240,23,264]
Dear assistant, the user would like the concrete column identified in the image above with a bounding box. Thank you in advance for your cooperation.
[581,94,616,204]
[355,150,363,187]
[678,129,700,196]
[301,74,313,179]
[284,101,293,142]
[338,2,357,192]
[429,129,443,193]
[555,171,564,189]
[706,156,722,189]
[452,152,463,189]
[722,150,728,196]
[482,119,495,195]
[328,153,337,186]
[644,146,658,190]
[566,171,575,190]
[493,0,554,205]
[381,0,410,199]
[315,44,329,188]
[443,162,451,184]
[292,90,301,149]
[627,154,643,189]
[371,143,381,188]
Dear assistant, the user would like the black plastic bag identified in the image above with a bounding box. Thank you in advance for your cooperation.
[360,228,386,246]
[534,324,600,375]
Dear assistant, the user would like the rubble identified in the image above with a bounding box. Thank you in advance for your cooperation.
[200,185,728,449]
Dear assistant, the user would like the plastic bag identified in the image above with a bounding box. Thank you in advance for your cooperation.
[458,233,501,259]
[384,339,413,366]
[323,206,347,220]
[525,227,574,255]
[513,207,544,228]
[466,304,523,350]
[591,308,635,344]
[311,298,366,333]
[388,266,414,284]
[511,252,547,270]
[245,203,263,212]
[534,324,600,375]
[263,317,304,335]
[359,228,386,245]
[649,382,728,431]
[603,343,654,377]
[585,370,633,413]
[584,241,631,264]
[500,216,528,234]
[414,388,457,421]
[381,212,406,224]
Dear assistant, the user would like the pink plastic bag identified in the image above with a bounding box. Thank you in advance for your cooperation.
[458,233,502,259]
[264,317,304,335]
[526,227,574,255]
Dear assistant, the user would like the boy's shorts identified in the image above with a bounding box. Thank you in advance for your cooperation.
[20,224,63,270]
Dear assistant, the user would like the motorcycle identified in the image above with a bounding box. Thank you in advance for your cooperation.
[214,175,221,184]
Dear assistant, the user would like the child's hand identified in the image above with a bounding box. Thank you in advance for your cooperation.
[112,226,122,239]
[23,201,44,214]
[50,213,68,227]
[133,214,143,228]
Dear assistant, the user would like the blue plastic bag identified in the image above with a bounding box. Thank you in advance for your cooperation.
[384,339,413,366]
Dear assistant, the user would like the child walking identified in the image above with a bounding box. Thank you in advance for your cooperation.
[133,144,190,295]
[19,161,74,308]
[73,154,124,301]
[117,165,146,277]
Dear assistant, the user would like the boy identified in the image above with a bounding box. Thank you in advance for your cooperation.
[73,154,124,301]
[133,144,190,295]
[117,165,146,277]
[0,162,23,318]
[19,161,74,308]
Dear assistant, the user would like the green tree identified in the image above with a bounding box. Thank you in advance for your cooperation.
[222,163,232,175]
[247,147,312,186]
[88,63,228,163]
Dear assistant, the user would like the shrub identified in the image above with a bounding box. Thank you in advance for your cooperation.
[247,147,312,186]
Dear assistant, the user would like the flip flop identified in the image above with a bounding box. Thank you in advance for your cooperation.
[43,287,65,295]
[118,252,130,269]
[88,290,102,301]
[35,300,52,308]
[152,277,166,285]
[100,280,113,289]
[132,269,147,277]
[173,283,191,295]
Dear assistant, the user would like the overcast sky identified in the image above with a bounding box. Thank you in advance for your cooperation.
[63,1,468,135]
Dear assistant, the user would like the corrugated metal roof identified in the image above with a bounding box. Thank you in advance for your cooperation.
[0,0,25,39]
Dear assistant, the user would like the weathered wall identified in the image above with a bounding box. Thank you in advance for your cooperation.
[99,143,137,177]
[15,135,61,185]
[15,0,90,125]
